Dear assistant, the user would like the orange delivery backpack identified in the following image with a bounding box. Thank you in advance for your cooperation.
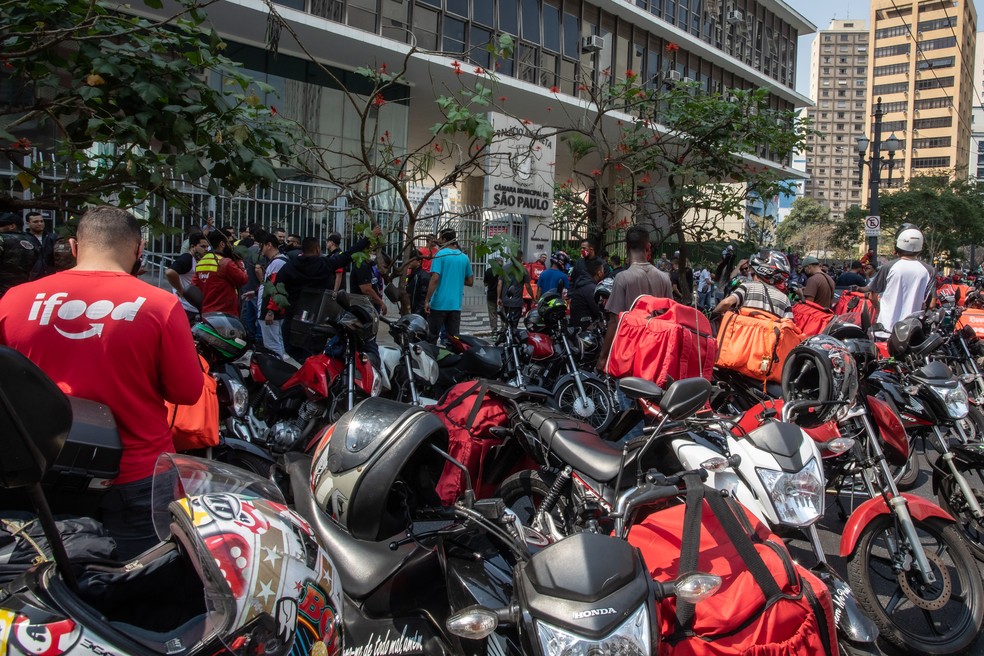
[166,355,220,451]
[716,307,804,384]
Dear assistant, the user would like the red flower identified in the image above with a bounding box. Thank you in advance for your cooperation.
[665,42,680,52]
[13,137,31,149]
[578,84,588,91]
[380,62,388,72]
[522,119,532,125]
[625,69,635,77]
[474,67,485,75]
[549,85,560,93]
[394,158,401,165]
[270,105,278,115]
[451,61,463,75]
[434,143,443,152]
[546,106,553,112]
[372,94,386,107]
[591,169,602,177]
[1,59,13,70]
[499,96,508,102]
[640,175,651,184]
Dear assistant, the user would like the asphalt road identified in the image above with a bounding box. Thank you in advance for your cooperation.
[784,446,984,656]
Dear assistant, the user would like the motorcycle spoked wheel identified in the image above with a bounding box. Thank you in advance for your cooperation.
[846,515,984,655]
[496,470,572,537]
[554,378,615,433]
[937,469,984,562]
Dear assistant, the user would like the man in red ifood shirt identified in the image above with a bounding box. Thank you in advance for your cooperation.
[0,206,203,559]
[193,229,248,315]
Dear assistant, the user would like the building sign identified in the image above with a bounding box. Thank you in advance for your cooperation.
[486,113,556,218]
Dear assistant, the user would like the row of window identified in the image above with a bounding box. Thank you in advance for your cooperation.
[873,55,954,77]
[916,75,954,90]
[875,43,911,58]
[917,15,957,33]
[921,36,958,51]
[913,116,953,129]
[875,24,909,39]
[874,62,907,77]
[873,81,908,95]
[879,96,955,114]
[911,136,952,149]
[911,156,951,168]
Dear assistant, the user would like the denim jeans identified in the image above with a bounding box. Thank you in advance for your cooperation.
[241,293,260,345]
[99,475,157,560]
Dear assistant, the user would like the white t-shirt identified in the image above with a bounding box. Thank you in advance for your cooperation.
[870,257,936,335]
[257,254,288,310]
[697,268,713,292]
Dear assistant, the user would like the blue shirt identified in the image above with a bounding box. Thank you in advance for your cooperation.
[537,268,569,296]
[430,247,472,311]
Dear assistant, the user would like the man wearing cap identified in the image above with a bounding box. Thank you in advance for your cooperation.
[0,212,41,298]
[800,256,836,309]
[837,261,867,289]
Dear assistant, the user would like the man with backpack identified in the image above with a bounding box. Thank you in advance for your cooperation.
[713,250,792,319]
[257,234,291,360]
[799,256,836,309]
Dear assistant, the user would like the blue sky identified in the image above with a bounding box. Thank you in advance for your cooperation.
[793,0,984,96]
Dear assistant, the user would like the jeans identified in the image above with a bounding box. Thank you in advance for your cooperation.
[428,309,461,341]
[260,318,286,358]
[487,300,499,334]
[99,475,157,560]
[699,288,714,308]
[241,293,260,344]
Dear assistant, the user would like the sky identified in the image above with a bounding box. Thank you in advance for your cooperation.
[792,0,984,96]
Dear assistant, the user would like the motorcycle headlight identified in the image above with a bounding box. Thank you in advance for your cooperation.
[535,604,651,656]
[756,458,824,527]
[927,384,969,419]
[228,378,248,418]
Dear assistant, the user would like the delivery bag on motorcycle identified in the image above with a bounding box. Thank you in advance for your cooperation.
[628,479,836,656]
[833,291,874,330]
[791,300,834,337]
[604,295,718,387]
[715,307,804,383]
[956,307,984,340]
[165,355,220,451]
[428,380,509,504]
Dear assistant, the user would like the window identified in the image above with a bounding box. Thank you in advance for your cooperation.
[917,16,957,33]
[874,62,908,76]
[913,116,953,129]
[911,136,952,149]
[347,0,377,32]
[443,15,466,53]
[499,0,518,37]
[911,156,951,168]
[563,11,579,58]
[916,76,954,90]
[875,24,908,39]
[916,56,955,71]
[520,0,539,43]
[412,6,439,50]
[874,43,910,58]
[542,2,560,52]
[872,81,908,95]
[446,0,467,17]
[914,96,952,110]
[921,37,957,51]
[879,100,907,113]
[881,120,906,131]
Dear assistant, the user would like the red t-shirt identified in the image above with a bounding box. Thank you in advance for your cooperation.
[419,247,435,272]
[0,270,203,483]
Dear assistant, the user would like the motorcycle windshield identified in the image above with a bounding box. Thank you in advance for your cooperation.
[151,453,285,542]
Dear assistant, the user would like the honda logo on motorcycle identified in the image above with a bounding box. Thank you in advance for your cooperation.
[572,607,617,620]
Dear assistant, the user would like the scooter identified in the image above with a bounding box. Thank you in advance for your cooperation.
[0,346,343,656]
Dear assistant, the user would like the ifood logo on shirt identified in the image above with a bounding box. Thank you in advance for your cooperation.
[28,292,146,340]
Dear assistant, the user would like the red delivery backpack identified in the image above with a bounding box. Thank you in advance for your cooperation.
[429,380,509,505]
[628,478,836,656]
[791,301,834,337]
[605,295,717,387]
[833,291,874,330]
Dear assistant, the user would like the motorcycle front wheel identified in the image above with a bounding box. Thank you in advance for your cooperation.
[937,468,984,562]
[496,469,572,538]
[846,515,984,655]
[554,376,615,433]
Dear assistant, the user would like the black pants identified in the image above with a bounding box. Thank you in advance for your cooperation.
[428,309,461,341]
[99,475,158,561]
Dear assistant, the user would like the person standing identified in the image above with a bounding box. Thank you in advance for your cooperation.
[869,226,936,336]
[598,226,672,368]
[837,261,867,288]
[799,256,837,309]
[498,256,534,326]
[350,248,387,315]
[0,205,202,559]
[24,211,47,250]
[0,212,41,298]
[696,263,714,308]
[569,258,605,328]
[484,258,501,334]
[326,232,346,293]
[257,234,290,359]
[165,232,209,324]
[193,230,248,316]
[419,234,439,273]
[424,228,473,340]
[528,251,548,282]
[573,236,603,282]
[405,252,430,316]
[536,251,571,297]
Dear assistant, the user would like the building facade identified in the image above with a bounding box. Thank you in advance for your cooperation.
[866,0,978,189]
[802,19,870,227]
[970,30,984,180]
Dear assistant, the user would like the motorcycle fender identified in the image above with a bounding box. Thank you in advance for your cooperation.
[551,371,602,397]
[282,355,343,398]
[810,564,880,644]
[839,493,955,558]
[221,437,276,463]
[377,346,399,390]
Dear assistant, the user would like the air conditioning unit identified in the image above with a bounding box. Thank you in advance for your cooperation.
[665,70,683,82]
[682,76,696,84]
[727,9,744,24]
[581,34,604,53]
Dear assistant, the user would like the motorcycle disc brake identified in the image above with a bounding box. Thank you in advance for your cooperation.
[897,550,952,610]
[573,394,596,417]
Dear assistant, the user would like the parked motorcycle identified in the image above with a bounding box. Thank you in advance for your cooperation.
[377,314,439,406]
[522,292,616,431]
[283,396,722,655]
[0,346,343,656]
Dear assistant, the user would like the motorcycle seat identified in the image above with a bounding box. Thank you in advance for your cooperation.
[520,406,628,482]
[285,453,418,600]
[912,360,955,383]
[619,377,664,402]
[255,351,299,387]
[484,381,549,402]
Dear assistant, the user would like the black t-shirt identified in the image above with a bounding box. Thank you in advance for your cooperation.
[484,268,499,301]
[170,252,194,275]
[836,271,867,287]
[500,263,529,308]
[350,261,380,295]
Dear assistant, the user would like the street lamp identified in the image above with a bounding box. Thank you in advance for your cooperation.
[856,97,900,256]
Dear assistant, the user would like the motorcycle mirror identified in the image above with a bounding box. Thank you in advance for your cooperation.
[658,378,712,420]
[671,573,722,603]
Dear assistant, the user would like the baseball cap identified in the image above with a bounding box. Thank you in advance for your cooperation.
[0,213,19,228]
[799,256,820,271]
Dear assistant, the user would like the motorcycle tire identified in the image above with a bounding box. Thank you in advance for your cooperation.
[937,470,984,562]
[892,449,920,491]
[954,406,984,442]
[553,377,615,433]
[846,515,984,655]
[496,469,572,537]
[219,450,275,478]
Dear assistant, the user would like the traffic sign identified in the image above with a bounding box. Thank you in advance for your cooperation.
[864,215,880,237]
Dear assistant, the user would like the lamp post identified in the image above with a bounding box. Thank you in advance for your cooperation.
[856,97,900,256]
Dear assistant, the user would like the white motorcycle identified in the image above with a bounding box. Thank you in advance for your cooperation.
[377,314,439,406]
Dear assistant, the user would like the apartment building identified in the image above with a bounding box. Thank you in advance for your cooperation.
[970,30,984,179]
[803,19,870,227]
[866,0,977,190]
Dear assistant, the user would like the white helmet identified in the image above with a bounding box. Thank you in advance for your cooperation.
[896,227,924,255]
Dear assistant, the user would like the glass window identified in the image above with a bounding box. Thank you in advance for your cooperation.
[474,0,493,26]
[470,26,492,67]
[521,0,540,44]
[540,52,556,86]
[446,0,468,17]
[563,12,579,58]
[543,3,561,52]
[517,43,538,83]
[348,0,378,32]
[273,0,305,10]
[309,0,343,21]
[412,6,439,51]
[381,0,408,41]
[443,15,466,53]
[417,0,439,6]
[499,0,518,36]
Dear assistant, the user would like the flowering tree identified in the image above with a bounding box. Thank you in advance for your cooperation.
[0,0,296,223]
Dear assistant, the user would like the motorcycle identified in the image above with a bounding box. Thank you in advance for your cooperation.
[0,346,344,656]
[282,396,722,655]
[377,314,439,406]
[522,294,616,432]
[227,291,382,456]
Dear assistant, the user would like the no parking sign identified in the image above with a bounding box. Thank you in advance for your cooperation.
[864,215,880,237]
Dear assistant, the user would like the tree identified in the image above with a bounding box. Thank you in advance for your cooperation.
[0,0,297,223]
[830,174,984,263]
[775,197,830,254]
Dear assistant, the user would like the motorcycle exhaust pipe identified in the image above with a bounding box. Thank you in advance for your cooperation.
[811,563,879,645]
